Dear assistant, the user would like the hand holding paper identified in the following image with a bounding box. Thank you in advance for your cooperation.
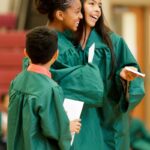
[63,98,84,145]
[120,66,145,81]
[125,67,145,78]
[70,119,81,134]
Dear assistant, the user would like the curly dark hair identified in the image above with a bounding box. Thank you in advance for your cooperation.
[35,0,74,21]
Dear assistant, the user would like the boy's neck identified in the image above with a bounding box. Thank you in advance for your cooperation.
[34,62,50,70]
[27,63,51,78]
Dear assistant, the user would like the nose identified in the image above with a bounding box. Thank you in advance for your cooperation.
[95,5,100,12]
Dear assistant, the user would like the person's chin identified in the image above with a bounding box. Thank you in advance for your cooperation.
[87,22,96,28]
[72,27,77,31]
[90,23,96,28]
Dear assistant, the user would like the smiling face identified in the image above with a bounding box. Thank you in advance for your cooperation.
[61,0,83,31]
[83,0,102,29]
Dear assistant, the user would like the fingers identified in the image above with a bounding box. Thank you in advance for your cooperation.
[70,119,82,134]
[73,123,81,134]
[120,66,139,81]
[125,70,138,81]
[73,119,81,134]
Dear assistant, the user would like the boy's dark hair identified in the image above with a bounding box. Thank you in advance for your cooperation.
[26,26,58,64]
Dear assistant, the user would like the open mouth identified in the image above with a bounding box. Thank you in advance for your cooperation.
[91,15,99,21]
[76,22,79,27]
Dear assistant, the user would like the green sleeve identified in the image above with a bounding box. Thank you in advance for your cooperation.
[22,56,104,106]
[39,86,71,150]
[114,36,145,112]
[51,62,104,107]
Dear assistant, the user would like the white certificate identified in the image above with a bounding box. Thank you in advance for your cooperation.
[63,98,84,121]
[63,98,84,145]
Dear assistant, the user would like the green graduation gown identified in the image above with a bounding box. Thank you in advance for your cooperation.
[23,31,104,106]
[71,29,145,150]
[7,70,71,150]
[54,33,105,149]
[22,31,105,149]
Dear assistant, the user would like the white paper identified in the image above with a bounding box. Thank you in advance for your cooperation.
[63,98,84,145]
[63,98,84,121]
[125,67,145,77]
[88,43,95,63]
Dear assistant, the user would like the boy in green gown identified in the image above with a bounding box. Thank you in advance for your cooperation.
[7,26,82,150]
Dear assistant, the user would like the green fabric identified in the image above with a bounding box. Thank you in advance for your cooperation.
[57,32,82,66]
[22,29,145,150]
[131,140,150,150]
[51,63,104,106]
[52,32,104,105]
[70,29,145,150]
[130,118,150,150]
[22,32,105,149]
[113,33,145,112]
[23,32,104,106]
[50,31,105,149]
[7,70,71,150]
[56,31,105,149]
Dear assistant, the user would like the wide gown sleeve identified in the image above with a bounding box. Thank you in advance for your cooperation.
[39,86,71,150]
[114,36,145,112]
[51,62,104,106]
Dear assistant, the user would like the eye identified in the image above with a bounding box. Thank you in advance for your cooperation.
[75,10,81,14]
[99,3,102,8]
[89,2,95,6]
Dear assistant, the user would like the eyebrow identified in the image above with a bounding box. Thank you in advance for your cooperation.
[92,0,102,5]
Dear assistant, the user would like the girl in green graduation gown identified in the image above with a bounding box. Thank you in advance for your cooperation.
[69,0,145,149]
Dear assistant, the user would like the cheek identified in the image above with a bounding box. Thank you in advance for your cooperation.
[68,14,76,22]
[84,13,90,22]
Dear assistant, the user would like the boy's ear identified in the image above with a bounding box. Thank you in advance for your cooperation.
[56,10,64,21]
[24,49,28,57]
[55,50,59,59]
[50,50,59,65]
[53,50,59,61]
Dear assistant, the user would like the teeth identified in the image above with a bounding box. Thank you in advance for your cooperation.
[76,22,79,26]
[94,16,98,19]
[92,16,98,19]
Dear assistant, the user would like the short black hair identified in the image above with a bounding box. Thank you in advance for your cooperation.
[26,26,58,64]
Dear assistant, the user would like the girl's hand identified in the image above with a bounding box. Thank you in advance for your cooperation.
[120,66,138,81]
